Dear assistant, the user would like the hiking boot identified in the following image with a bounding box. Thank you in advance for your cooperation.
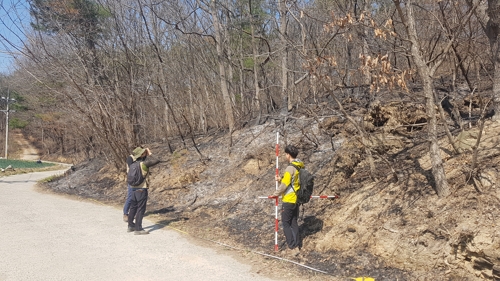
[127,227,135,233]
[134,230,149,235]
[123,214,128,222]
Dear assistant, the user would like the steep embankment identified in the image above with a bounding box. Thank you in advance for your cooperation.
[44,110,500,280]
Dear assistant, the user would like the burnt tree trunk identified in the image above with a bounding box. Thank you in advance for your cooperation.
[395,0,450,197]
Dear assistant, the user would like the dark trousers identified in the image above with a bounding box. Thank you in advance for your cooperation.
[281,202,300,249]
[123,184,133,215]
[128,188,148,231]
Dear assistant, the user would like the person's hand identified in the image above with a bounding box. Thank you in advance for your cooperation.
[275,175,281,182]
[146,148,152,156]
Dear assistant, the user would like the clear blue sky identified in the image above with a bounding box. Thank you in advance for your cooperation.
[0,0,30,75]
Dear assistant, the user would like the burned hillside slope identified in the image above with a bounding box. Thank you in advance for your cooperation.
[44,100,500,280]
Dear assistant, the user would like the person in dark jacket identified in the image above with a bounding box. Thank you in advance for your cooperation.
[126,147,159,235]
[123,147,151,222]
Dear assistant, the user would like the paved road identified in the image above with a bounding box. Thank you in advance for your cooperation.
[0,170,276,281]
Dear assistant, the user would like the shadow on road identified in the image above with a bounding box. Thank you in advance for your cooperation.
[143,206,189,233]
[146,206,176,215]
[144,218,187,232]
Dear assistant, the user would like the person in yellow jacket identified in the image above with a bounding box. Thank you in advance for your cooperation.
[271,145,303,256]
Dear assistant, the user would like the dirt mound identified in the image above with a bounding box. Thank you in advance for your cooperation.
[43,102,500,280]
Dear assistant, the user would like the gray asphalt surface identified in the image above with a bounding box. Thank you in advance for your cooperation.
[0,170,276,281]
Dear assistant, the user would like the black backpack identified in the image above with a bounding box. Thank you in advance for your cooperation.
[291,164,314,204]
[127,161,145,186]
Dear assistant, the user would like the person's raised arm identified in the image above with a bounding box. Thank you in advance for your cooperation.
[143,157,160,168]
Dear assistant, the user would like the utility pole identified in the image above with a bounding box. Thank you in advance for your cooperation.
[1,89,16,159]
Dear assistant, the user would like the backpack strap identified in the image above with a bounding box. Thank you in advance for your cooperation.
[290,163,308,207]
[281,164,296,195]
[290,163,301,171]
[289,164,300,195]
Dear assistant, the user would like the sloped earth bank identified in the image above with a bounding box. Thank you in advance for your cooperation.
[43,102,500,280]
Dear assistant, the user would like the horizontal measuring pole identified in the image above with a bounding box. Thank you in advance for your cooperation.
[258,195,339,199]
[311,195,339,199]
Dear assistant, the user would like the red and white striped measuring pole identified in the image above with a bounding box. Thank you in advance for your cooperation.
[257,132,280,251]
[310,195,339,199]
[274,132,279,251]
[259,195,339,199]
